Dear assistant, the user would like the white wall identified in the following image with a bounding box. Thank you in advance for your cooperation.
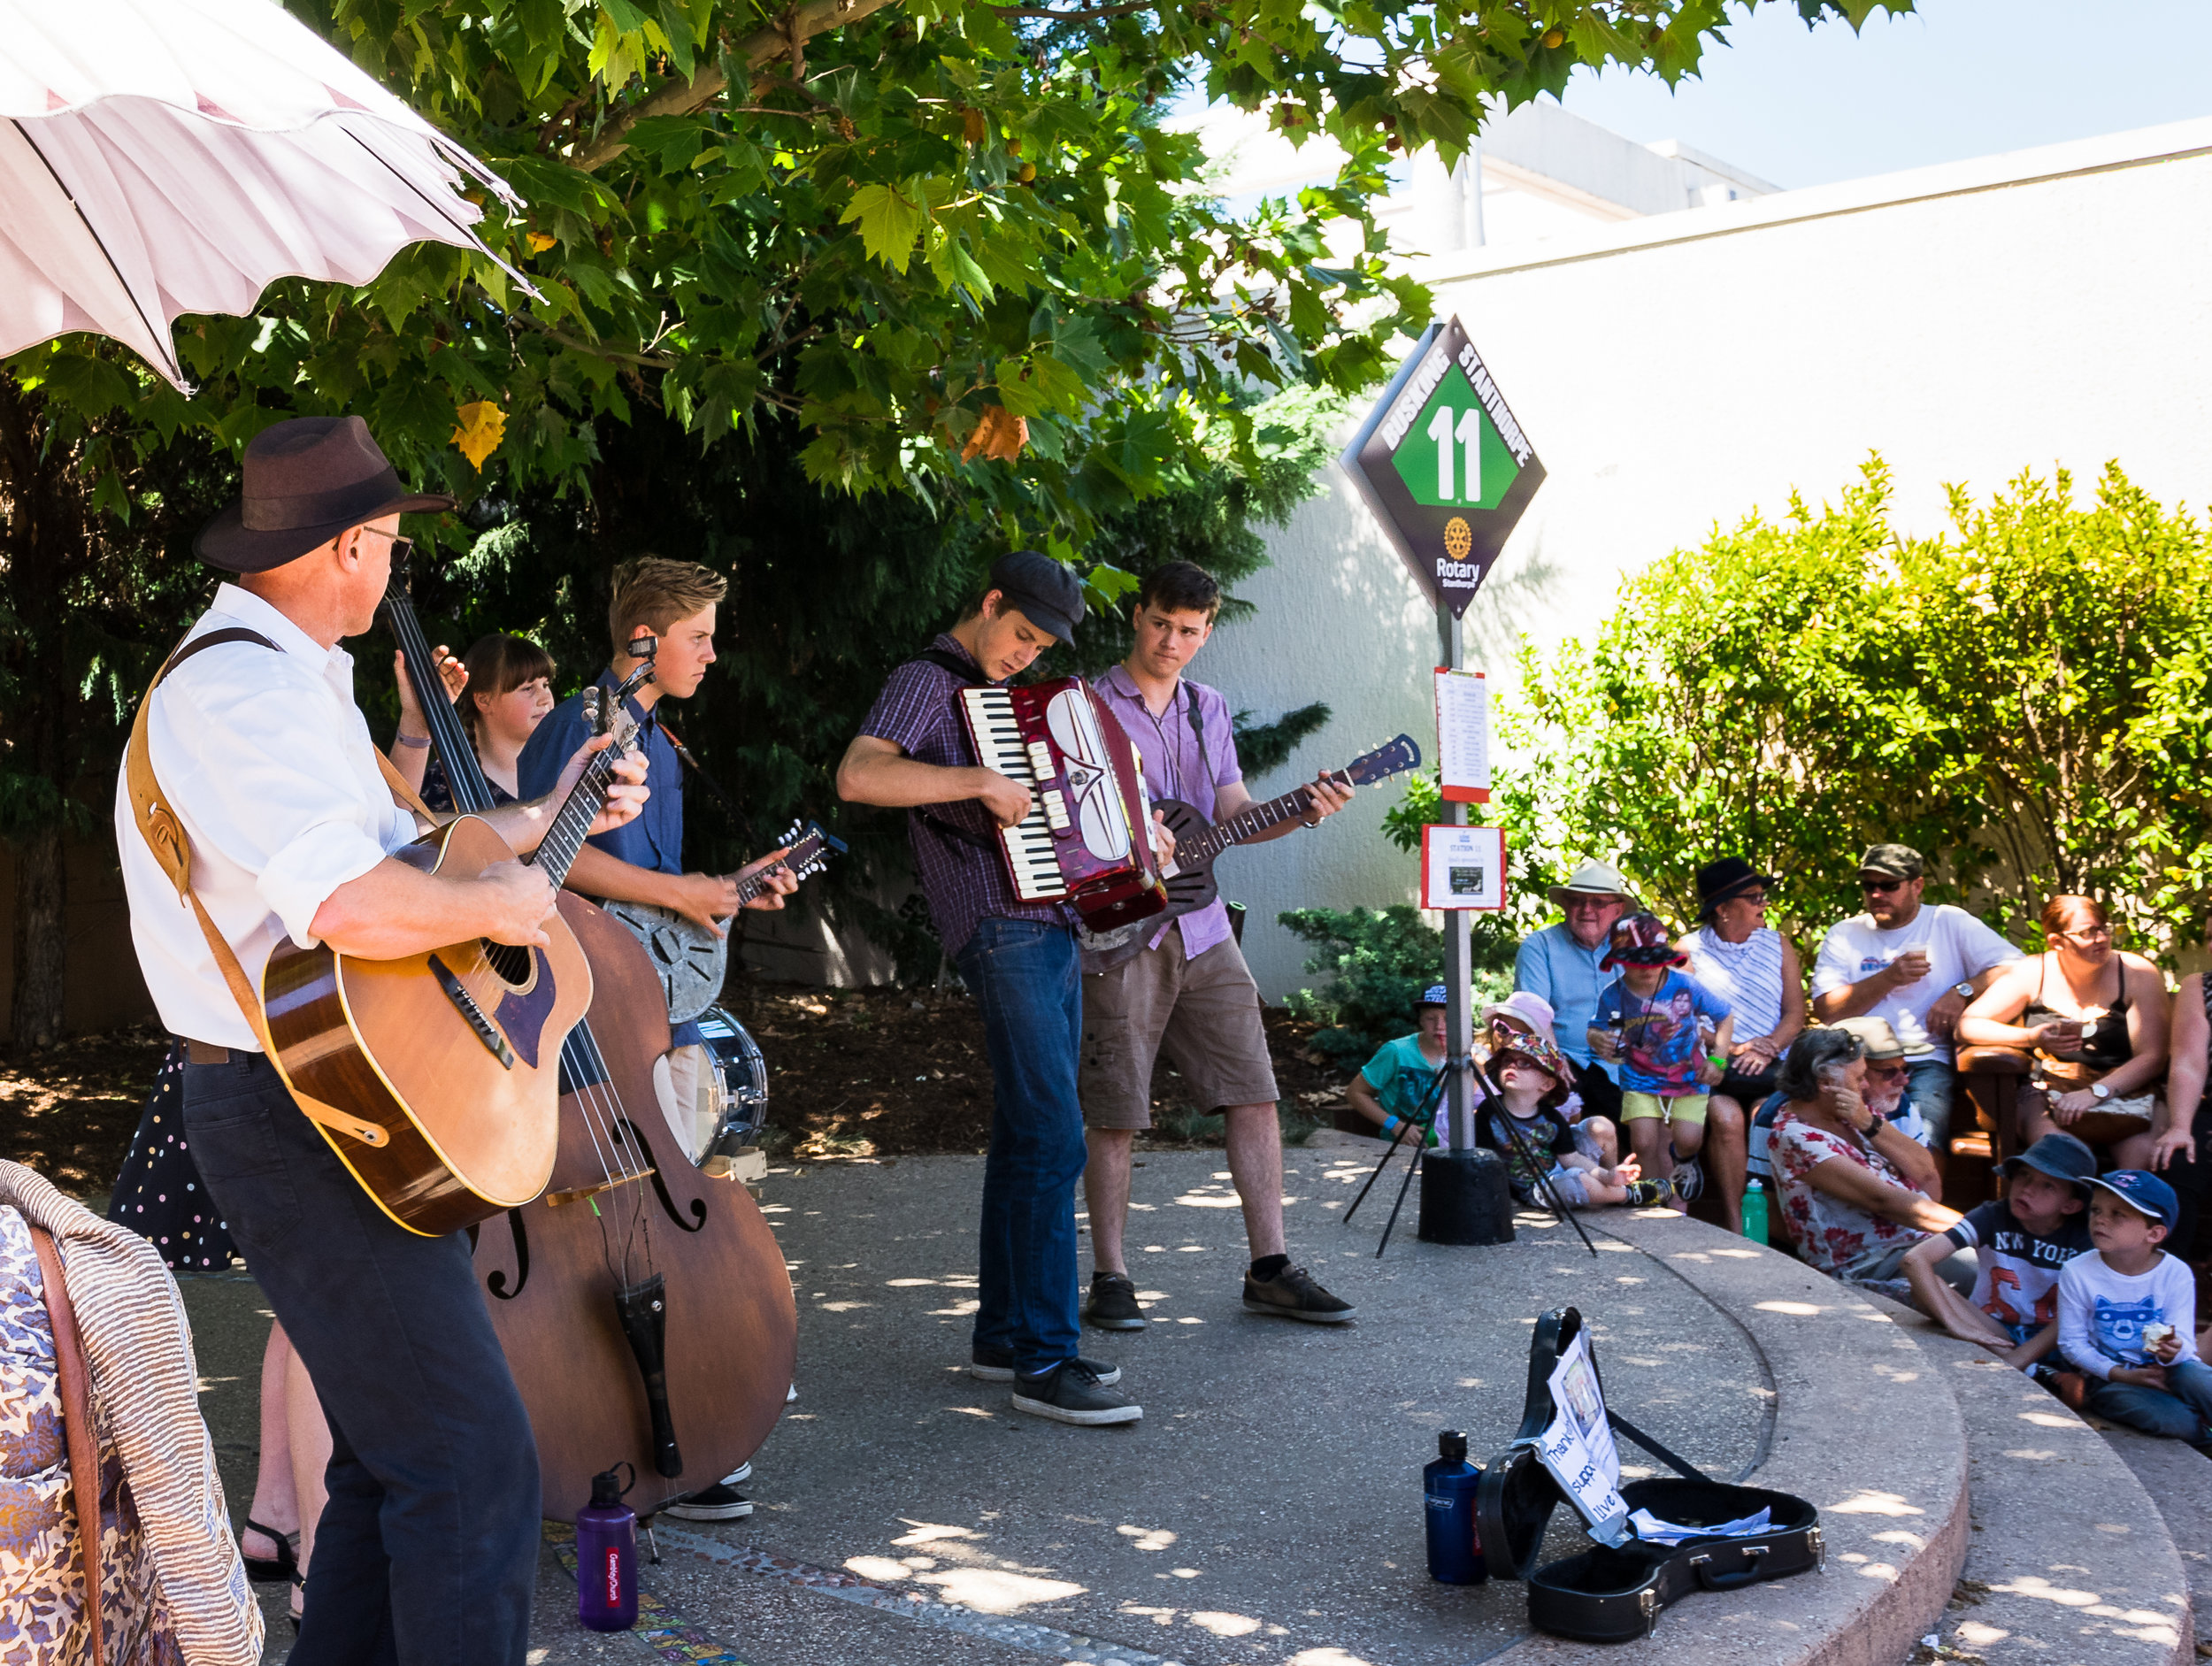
[1212,117,2212,1000]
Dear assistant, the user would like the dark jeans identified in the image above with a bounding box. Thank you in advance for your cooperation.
[2083,1359,2212,1450]
[956,917,1087,1375]
[1907,1057,1955,1152]
[182,1054,539,1665]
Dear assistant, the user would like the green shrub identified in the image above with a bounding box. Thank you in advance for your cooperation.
[1278,905,1517,1071]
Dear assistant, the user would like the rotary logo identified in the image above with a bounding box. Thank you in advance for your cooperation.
[1443,517,1472,560]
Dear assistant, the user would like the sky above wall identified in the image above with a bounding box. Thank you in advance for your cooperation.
[1558,0,2212,189]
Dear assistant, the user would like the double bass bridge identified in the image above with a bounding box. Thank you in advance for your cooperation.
[544,1166,657,1208]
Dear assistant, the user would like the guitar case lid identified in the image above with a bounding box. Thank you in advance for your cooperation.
[1476,1305,1601,1582]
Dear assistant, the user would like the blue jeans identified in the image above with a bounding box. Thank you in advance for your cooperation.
[956,917,1087,1375]
[1907,1057,1955,1152]
[2084,1358,2212,1448]
[183,1054,540,1665]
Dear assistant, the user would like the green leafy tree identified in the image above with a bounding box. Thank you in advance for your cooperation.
[1279,903,1515,1069]
[1388,457,2212,964]
[2,0,1914,1041]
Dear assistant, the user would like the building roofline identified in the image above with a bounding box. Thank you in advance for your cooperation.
[1414,115,2212,284]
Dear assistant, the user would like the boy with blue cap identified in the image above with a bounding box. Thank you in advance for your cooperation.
[2055,1169,2209,1449]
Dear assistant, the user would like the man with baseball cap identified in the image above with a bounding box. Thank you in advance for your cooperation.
[839,552,1168,1427]
[115,415,649,1659]
[1811,842,2021,1155]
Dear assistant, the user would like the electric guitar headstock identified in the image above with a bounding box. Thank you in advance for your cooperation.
[1336,733,1424,788]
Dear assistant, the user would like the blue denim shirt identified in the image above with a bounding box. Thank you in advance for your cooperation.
[1513,921,1619,1081]
[518,671,703,1048]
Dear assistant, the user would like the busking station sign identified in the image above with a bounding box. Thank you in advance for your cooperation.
[1339,317,1544,617]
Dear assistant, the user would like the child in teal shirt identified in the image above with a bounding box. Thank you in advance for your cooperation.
[1347,984,1450,1145]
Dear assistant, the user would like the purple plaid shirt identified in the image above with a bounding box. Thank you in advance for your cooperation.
[1088,664,1241,959]
[859,634,1071,958]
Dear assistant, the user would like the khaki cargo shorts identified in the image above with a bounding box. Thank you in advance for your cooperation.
[1079,926,1280,1130]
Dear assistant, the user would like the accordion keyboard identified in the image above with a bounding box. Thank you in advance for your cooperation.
[960,687,1072,900]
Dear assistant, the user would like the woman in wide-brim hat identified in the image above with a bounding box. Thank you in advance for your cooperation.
[1682,856,1802,1234]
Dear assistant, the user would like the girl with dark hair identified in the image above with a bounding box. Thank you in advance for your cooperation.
[1768,1028,1968,1301]
[390,632,558,810]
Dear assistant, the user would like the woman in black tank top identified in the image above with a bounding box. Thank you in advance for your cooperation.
[1955,894,2167,1167]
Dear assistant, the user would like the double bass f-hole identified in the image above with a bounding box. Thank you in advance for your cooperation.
[616,1116,709,1233]
[484,1207,532,1301]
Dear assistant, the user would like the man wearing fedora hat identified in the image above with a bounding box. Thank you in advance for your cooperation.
[114,414,650,1662]
[1514,861,1637,1125]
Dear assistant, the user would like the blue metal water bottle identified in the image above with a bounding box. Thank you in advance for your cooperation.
[577,1464,640,1631]
[1424,1431,1486,1584]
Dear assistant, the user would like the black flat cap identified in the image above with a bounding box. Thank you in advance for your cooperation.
[989,549,1086,643]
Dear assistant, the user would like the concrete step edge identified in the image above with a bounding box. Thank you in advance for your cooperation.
[1482,1209,1968,1666]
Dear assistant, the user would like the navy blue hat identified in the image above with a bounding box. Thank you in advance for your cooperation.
[987,549,1086,643]
[2084,1169,2179,1233]
[2001,1132,2097,1193]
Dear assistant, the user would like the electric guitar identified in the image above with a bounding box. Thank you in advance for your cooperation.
[601,820,845,1025]
[259,661,654,1238]
[1075,733,1424,971]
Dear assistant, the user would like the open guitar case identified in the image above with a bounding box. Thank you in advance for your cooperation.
[1477,1307,1824,1643]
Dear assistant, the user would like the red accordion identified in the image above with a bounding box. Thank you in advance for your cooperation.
[957,678,1169,930]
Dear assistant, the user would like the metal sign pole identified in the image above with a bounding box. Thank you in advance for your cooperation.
[1439,607,1473,1153]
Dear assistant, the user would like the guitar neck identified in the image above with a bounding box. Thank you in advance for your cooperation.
[528,750,624,888]
[1180,771,1349,865]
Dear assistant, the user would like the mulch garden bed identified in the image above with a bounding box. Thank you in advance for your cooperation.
[0,984,1357,1194]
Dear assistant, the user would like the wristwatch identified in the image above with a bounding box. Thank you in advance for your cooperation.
[1951,981,1975,999]
[2091,1082,2112,1102]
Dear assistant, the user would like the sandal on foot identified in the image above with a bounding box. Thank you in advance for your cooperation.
[241,1518,300,1585]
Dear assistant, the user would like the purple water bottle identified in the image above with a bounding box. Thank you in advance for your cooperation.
[577,1463,639,1631]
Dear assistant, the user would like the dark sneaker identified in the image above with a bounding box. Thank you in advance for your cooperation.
[971,1345,1121,1385]
[1011,1361,1142,1426]
[660,1481,753,1521]
[1624,1178,1673,1208]
[1669,1156,1704,1201]
[1083,1271,1147,1331]
[1241,1263,1355,1324]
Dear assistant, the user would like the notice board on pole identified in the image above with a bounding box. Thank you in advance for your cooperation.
[1434,668,1489,804]
[1419,825,1508,911]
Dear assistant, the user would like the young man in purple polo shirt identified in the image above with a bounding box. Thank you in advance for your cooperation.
[839,551,1170,1427]
[1079,561,1357,1330]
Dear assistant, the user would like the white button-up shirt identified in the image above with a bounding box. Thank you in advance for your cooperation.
[113,584,417,1051]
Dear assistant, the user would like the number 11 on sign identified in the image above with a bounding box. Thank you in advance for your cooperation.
[1426,404,1483,503]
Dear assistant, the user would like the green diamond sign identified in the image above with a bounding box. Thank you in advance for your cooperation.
[1340,318,1543,617]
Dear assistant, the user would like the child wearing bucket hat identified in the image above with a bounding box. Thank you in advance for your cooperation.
[1346,984,1452,1147]
[2055,1170,2210,1448]
[1588,912,1734,1205]
[1476,1030,1667,1211]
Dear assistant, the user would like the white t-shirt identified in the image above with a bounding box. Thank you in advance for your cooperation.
[1811,903,2021,1063]
[2056,1249,2200,1380]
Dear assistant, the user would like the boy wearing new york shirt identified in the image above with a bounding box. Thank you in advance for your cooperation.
[1903,1132,2094,1374]
[2055,1169,2211,1451]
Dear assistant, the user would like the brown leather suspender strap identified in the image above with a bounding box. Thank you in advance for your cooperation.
[123,628,396,1148]
[29,1225,104,1666]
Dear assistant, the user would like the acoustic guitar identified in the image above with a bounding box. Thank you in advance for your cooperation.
[260,661,653,1239]
[1076,733,1424,971]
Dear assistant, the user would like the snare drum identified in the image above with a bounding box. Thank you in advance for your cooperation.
[695,1006,770,1172]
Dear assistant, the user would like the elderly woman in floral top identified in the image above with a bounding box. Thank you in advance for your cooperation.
[1769,1028,1975,1302]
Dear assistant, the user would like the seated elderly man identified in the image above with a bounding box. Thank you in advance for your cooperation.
[1767,1027,1971,1304]
[1517,861,1747,1209]
[1811,843,2021,1156]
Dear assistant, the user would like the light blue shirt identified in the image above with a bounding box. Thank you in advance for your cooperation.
[1513,922,1619,1082]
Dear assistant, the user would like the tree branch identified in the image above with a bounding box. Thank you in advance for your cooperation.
[989,0,1162,18]
[569,0,906,173]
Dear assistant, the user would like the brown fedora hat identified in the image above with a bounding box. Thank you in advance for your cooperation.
[195,416,453,572]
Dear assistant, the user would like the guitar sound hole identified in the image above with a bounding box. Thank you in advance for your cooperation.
[481,940,534,986]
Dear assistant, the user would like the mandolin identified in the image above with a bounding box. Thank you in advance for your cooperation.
[1075,733,1424,972]
[258,654,655,1239]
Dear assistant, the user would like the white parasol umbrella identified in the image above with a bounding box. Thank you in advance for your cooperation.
[0,0,538,391]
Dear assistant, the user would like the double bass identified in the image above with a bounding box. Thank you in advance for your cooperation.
[385,574,798,1520]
